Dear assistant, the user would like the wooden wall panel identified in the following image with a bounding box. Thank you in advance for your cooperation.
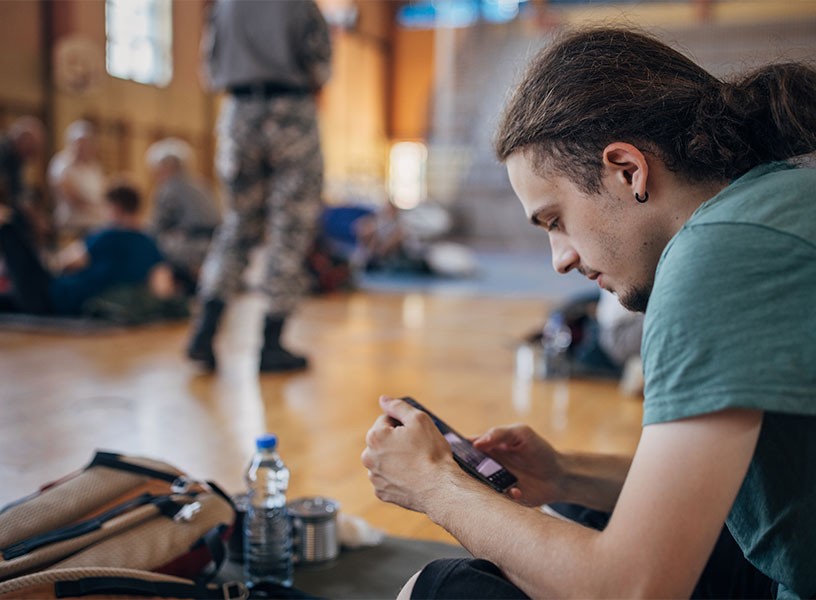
[390,28,434,141]
[319,0,393,202]
[1,0,396,213]
[48,0,214,204]
[0,1,45,112]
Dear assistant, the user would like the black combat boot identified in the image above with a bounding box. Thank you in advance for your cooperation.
[186,298,225,371]
[258,314,308,372]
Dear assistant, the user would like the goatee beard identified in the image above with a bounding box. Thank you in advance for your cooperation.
[618,286,652,313]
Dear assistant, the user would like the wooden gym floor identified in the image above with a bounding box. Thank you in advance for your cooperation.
[0,290,643,544]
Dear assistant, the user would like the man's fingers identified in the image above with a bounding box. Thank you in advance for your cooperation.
[379,395,421,424]
[473,425,519,450]
[361,446,374,469]
[508,487,523,502]
[365,414,398,447]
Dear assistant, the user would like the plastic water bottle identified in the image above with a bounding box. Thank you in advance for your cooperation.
[541,312,572,379]
[243,433,294,589]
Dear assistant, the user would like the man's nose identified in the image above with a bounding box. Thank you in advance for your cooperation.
[550,235,579,274]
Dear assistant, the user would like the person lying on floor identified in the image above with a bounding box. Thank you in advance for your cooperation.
[0,180,175,316]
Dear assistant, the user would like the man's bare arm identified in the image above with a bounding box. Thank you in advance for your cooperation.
[427,410,761,597]
[365,398,761,598]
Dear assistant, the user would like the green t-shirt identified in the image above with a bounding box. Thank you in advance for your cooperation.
[642,162,816,598]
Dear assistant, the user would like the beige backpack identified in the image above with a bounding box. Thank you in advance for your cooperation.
[0,451,236,596]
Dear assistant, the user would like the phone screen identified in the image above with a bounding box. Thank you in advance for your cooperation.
[401,397,518,493]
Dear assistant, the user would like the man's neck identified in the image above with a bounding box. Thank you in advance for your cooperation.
[687,179,728,215]
[661,178,729,241]
[110,214,142,230]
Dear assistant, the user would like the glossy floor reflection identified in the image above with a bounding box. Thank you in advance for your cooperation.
[0,291,643,543]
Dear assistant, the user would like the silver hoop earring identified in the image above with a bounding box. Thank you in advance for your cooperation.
[635,191,649,203]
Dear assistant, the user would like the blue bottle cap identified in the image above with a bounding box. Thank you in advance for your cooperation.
[256,433,278,450]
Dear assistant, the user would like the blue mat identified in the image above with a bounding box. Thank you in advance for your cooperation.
[357,249,596,302]
[0,313,126,334]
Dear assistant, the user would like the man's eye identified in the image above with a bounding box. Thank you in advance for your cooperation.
[546,218,560,232]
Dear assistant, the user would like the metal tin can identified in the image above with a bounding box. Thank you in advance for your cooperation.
[287,496,340,566]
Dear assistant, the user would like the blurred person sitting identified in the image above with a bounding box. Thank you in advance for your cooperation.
[530,289,644,394]
[146,137,220,295]
[47,120,107,240]
[0,180,174,316]
[353,201,428,274]
[353,201,477,278]
[595,289,644,395]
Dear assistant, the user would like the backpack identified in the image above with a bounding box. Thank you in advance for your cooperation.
[81,285,190,325]
[0,567,249,600]
[0,451,235,589]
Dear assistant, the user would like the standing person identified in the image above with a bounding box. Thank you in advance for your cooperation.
[47,120,107,240]
[362,27,816,599]
[146,137,221,295]
[0,116,46,241]
[186,0,332,373]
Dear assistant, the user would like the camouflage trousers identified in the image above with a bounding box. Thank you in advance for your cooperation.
[198,94,324,315]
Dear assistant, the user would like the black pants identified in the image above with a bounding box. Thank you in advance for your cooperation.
[0,220,53,314]
[412,503,774,599]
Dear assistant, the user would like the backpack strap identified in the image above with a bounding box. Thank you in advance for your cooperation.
[88,452,181,484]
[192,524,230,584]
[2,494,194,560]
[54,576,247,599]
[88,453,228,498]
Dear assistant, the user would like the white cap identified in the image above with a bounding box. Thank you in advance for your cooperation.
[146,137,193,170]
[65,120,95,144]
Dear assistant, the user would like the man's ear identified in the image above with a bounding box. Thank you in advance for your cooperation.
[602,143,649,198]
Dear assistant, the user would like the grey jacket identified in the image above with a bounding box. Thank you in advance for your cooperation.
[204,0,332,93]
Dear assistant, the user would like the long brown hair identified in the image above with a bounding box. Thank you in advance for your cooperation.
[495,27,816,193]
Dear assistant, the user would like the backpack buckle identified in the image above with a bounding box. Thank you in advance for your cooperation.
[222,581,249,600]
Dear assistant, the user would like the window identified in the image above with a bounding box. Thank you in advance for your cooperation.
[389,142,428,210]
[105,0,172,87]
[397,0,526,29]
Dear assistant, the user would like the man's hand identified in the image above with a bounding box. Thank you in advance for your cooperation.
[55,240,89,273]
[148,264,176,299]
[475,426,633,511]
[361,396,465,513]
[473,424,566,506]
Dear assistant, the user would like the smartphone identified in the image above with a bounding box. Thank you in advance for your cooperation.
[400,397,518,494]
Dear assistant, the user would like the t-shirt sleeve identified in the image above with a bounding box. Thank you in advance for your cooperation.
[296,1,332,90]
[642,222,816,425]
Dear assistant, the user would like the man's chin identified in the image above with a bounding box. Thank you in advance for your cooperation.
[617,287,651,313]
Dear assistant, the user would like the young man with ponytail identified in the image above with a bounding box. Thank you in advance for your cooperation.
[363,27,816,599]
